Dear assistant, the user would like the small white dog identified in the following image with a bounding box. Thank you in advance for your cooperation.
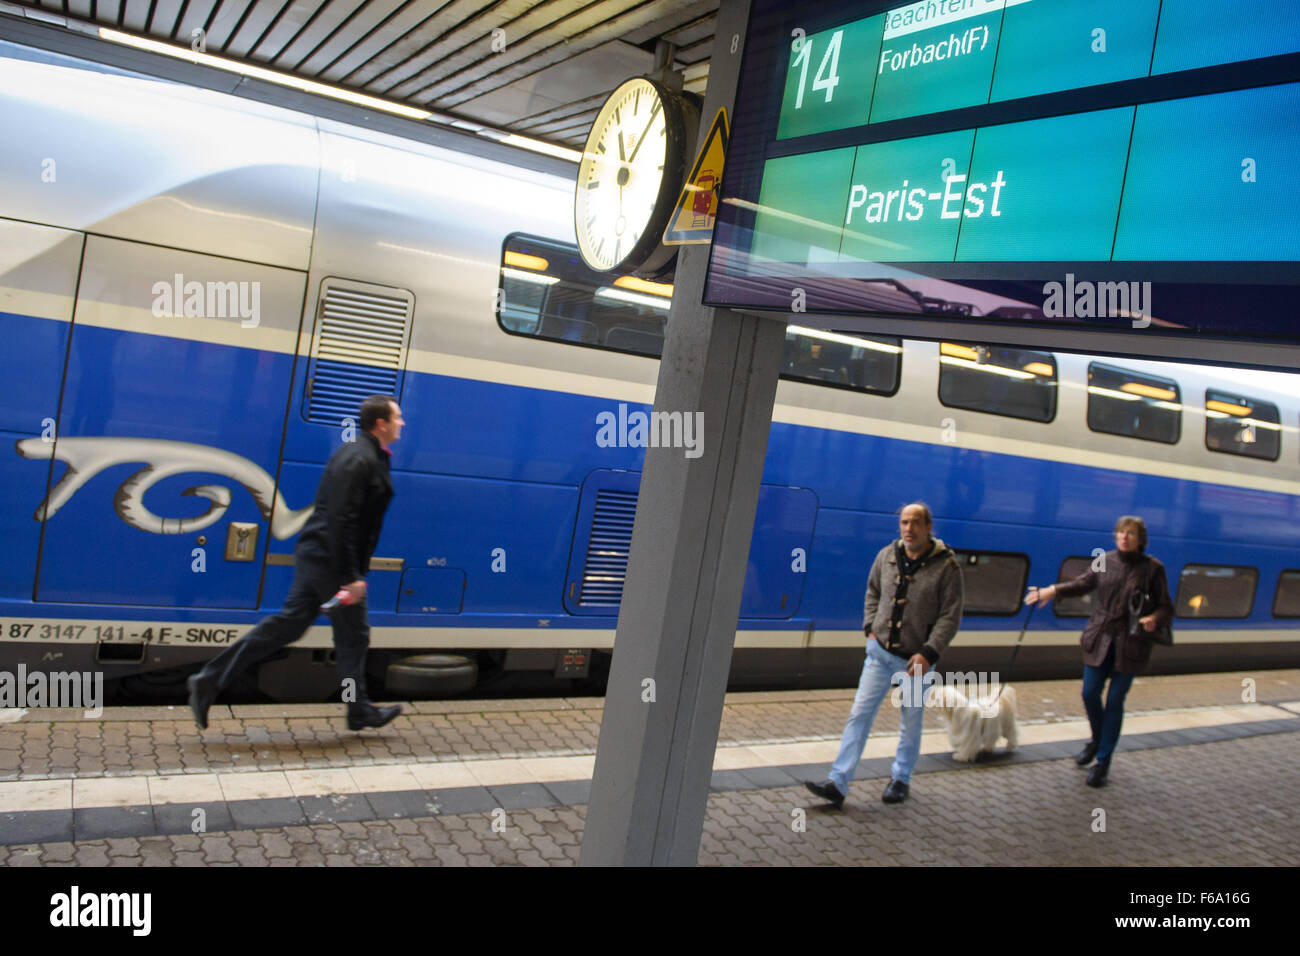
[934,684,1019,762]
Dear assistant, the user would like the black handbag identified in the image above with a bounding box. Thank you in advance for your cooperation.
[1128,561,1173,646]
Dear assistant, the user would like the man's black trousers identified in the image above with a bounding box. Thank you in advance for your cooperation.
[195,558,370,703]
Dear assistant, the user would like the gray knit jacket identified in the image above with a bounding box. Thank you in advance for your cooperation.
[862,537,965,664]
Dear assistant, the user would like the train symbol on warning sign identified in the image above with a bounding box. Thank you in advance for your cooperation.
[691,173,717,225]
[664,109,729,246]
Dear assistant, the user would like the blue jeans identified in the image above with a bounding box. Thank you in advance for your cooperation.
[828,639,925,793]
[1081,641,1135,767]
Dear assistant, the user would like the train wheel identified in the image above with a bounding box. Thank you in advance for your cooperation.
[383,654,477,698]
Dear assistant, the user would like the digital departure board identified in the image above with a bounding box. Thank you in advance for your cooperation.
[704,0,1300,350]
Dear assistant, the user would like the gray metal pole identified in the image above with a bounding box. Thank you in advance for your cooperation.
[579,0,782,867]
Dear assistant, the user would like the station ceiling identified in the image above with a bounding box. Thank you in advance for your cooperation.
[8,0,718,150]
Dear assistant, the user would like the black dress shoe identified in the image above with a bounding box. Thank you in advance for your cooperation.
[346,702,402,731]
[881,779,910,803]
[804,780,845,809]
[1086,763,1109,788]
[187,674,216,731]
[1075,740,1099,766]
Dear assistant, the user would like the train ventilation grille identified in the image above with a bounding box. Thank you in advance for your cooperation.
[578,489,638,608]
[305,282,414,426]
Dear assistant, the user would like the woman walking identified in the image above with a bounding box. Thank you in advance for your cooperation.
[1026,515,1173,787]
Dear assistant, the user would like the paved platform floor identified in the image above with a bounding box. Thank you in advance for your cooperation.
[1,669,1297,866]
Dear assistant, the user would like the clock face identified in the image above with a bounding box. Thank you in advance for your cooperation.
[575,78,673,272]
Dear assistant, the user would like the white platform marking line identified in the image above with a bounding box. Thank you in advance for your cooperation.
[0,704,1294,807]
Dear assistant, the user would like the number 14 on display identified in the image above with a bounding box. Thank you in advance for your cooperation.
[792,30,843,108]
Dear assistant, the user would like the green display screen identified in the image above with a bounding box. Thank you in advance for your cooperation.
[871,0,1004,124]
[776,18,883,139]
[776,0,1299,138]
[705,0,1300,346]
[753,82,1300,264]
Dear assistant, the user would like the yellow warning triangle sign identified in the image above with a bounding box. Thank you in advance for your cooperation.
[663,108,729,246]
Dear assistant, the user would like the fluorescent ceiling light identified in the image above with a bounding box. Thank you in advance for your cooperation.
[97,27,581,163]
[939,342,980,361]
[1088,385,1140,402]
[788,326,902,354]
[504,251,549,272]
[596,287,671,310]
[1205,398,1251,417]
[614,275,674,298]
[1122,381,1177,401]
[497,134,582,163]
[502,267,558,285]
[98,27,433,120]
[941,356,1035,380]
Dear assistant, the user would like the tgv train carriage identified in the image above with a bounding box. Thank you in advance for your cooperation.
[1,41,1297,701]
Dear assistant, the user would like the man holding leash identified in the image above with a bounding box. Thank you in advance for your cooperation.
[806,503,965,807]
[187,395,405,733]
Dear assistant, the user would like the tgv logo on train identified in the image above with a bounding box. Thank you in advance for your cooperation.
[845,168,1006,224]
[150,273,260,328]
[596,404,704,459]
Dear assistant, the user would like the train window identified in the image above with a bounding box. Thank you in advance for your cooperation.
[498,235,900,394]
[781,326,902,395]
[498,236,669,356]
[938,343,1056,422]
[951,550,1029,616]
[1175,565,1257,619]
[497,269,548,335]
[1086,362,1181,444]
[1053,556,1096,618]
[1274,571,1300,618]
[1204,389,1281,461]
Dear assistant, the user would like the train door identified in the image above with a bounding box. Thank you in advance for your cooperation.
[0,220,83,603]
[29,236,308,609]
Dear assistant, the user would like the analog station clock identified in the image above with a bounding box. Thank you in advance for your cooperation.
[574,77,699,276]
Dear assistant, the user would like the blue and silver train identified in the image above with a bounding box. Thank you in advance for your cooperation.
[1,39,1297,700]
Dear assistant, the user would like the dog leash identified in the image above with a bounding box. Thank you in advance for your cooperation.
[991,601,1036,703]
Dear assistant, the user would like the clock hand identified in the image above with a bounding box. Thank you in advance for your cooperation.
[614,184,624,264]
[627,106,659,165]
